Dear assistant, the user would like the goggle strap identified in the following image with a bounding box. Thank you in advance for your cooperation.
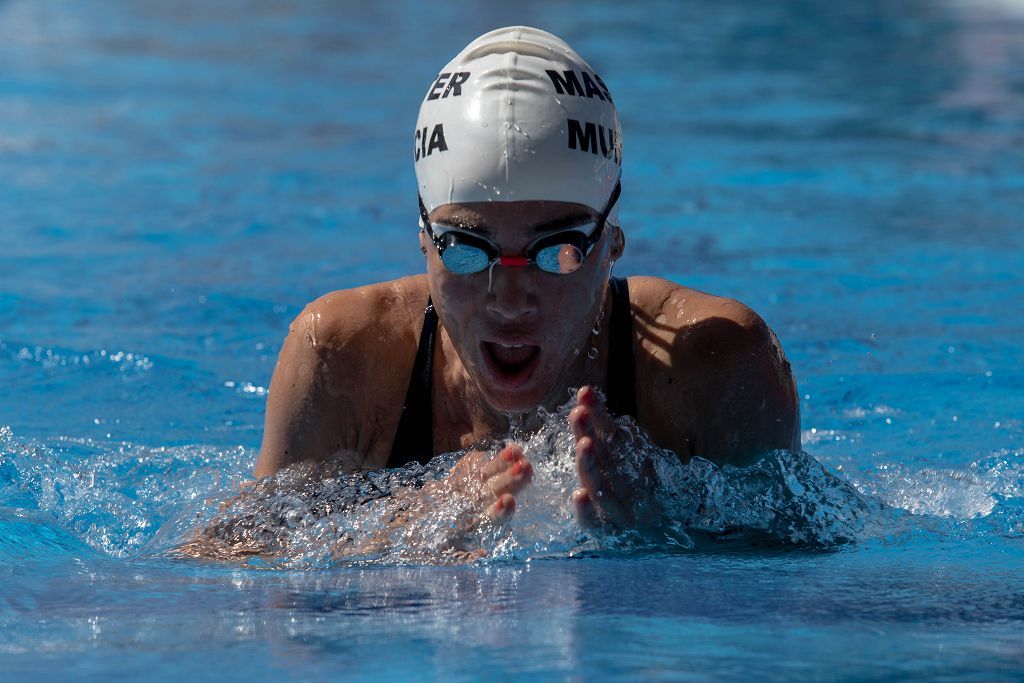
[588,179,622,249]
[418,195,432,235]
[603,180,622,222]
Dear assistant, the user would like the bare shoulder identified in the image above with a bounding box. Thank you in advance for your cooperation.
[626,276,799,466]
[255,276,429,478]
[626,276,769,355]
[291,276,429,365]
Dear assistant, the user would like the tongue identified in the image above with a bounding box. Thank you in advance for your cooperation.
[487,343,538,370]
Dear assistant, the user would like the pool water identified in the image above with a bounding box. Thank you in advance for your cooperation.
[2,0,1023,680]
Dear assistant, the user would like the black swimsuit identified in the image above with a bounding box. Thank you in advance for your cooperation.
[388,277,637,467]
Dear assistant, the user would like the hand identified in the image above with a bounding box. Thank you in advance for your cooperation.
[569,386,659,532]
[179,444,533,565]
[387,443,533,561]
[422,442,532,521]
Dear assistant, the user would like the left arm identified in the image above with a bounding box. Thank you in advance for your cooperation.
[634,286,800,467]
[569,284,800,529]
[682,302,800,465]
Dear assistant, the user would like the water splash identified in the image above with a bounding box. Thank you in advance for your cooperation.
[0,425,250,559]
[3,411,1021,568]
[175,400,889,568]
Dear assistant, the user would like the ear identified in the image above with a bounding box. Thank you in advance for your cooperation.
[609,225,625,260]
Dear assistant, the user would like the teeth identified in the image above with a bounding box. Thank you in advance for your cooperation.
[498,343,525,348]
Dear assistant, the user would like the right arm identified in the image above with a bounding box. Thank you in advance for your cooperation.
[255,298,365,478]
[254,284,421,478]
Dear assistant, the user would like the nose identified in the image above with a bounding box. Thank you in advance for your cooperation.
[485,262,539,322]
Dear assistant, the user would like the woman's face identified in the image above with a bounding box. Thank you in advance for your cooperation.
[422,200,616,414]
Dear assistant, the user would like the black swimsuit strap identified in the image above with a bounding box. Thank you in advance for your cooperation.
[606,277,638,418]
[388,299,437,467]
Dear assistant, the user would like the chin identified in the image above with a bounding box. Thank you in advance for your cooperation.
[477,382,547,414]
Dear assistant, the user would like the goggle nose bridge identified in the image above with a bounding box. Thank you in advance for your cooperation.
[498,256,530,268]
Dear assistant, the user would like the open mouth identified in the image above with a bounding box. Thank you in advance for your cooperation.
[481,341,541,386]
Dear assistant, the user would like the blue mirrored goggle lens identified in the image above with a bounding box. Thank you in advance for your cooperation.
[441,242,491,274]
[535,244,585,274]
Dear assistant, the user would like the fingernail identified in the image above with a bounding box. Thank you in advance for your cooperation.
[495,497,505,510]
[502,449,515,462]
[512,461,522,475]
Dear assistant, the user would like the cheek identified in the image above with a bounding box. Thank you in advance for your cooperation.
[427,267,485,341]
[539,276,606,343]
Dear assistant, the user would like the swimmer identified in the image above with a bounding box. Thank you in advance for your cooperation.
[253,27,799,542]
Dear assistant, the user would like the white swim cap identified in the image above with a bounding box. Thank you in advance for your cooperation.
[414,26,622,225]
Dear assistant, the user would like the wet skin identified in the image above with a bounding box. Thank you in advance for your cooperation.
[252,200,801,552]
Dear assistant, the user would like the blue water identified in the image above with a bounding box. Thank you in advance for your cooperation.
[2,0,1023,680]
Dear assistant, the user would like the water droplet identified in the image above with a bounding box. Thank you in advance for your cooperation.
[587,347,598,360]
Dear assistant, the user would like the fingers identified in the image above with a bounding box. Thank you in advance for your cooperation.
[571,385,636,528]
[570,387,613,446]
[576,384,600,409]
[575,435,630,527]
[572,488,600,529]
[482,457,532,501]
[457,492,518,538]
[575,436,603,499]
[483,493,517,522]
[576,386,611,426]
[478,443,524,481]
[448,446,526,501]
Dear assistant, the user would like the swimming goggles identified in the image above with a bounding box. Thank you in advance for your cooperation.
[419,181,621,276]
